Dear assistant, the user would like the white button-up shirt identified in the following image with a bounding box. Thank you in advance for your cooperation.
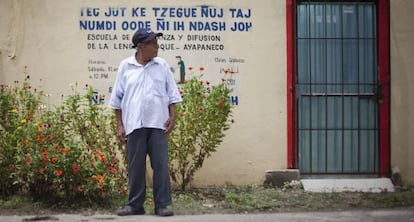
[108,55,182,136]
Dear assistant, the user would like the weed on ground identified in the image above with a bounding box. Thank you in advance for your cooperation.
[1,185,413,216]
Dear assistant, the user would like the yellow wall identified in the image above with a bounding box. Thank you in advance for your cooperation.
[1,0,414,186]
[390,0,414,185]
[0,0,287,186]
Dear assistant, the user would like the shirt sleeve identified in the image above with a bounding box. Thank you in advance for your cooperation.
[165,63,183,105]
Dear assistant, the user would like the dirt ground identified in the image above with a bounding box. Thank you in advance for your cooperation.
[1,185,414,216]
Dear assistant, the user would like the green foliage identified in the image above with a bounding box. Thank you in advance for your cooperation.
[1,67,235,202]
[168,76,233,191]
[282,180,303,190]
[0,72,126,202]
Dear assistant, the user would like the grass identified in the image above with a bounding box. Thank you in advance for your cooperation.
[170,185,414,214]
[1,184,413,216]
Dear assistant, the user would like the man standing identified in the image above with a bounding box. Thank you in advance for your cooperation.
[108,29,182,217]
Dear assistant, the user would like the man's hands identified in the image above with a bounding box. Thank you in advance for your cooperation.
[115,109,126,144]
[165,103,177,135]
[164,116,175,134]
[117,125,127,144]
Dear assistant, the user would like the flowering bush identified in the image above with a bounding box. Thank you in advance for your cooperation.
[0,74,44,195]
[0,71,126,202]
[168,68,234,191]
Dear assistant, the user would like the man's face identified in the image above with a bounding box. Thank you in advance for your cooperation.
[139,38,159,60]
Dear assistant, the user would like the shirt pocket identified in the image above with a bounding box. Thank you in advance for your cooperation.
[152,78,166,97]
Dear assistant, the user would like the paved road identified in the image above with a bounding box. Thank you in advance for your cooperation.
[2,207,413,222]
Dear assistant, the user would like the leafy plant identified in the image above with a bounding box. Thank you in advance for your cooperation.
[0,69,126,202]
[168,68,234,191]
[0,72,44,195]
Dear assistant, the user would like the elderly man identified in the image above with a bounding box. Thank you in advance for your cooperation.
[108,29,182,217]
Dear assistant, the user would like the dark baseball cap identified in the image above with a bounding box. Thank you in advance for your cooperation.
[132,29,163,48]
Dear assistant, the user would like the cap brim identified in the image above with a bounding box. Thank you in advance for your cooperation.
[142,33,163,43]
[132,32,163,48]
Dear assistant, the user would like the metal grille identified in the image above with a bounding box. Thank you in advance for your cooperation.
[296,1,379,175]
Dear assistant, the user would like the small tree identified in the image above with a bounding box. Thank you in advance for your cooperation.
[168,76,233,191]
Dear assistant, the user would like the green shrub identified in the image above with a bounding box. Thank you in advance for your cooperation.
[168,74,233,191]
[1,67,235,200]
[0,72,126,202]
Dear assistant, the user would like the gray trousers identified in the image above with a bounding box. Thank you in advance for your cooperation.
[125,128,172,210]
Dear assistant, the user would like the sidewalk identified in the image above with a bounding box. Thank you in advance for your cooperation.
[2,207,413,222]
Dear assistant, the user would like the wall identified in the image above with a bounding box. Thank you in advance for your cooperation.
[0,0,287,186]
[390,0,414,185]
[3,0,412,186]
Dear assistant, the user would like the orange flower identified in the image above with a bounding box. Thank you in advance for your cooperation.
[93,151,100,158]
[61,148,69,154]
[36,129,43,135]
[51,157,58,163]
[38,167,45,174]
[41,151,48,158]
[95,174,105,184]
[218,101,225,108]
[43,136,51,142]
[199,67,205,71]
[94,151,107,163]
[35,137,42,143]
[24,157,31,164]
[72,164,80,173]
[54,169,63,176]
[108,166,117,174]
[27,114,34,120]
[198,106,204,111]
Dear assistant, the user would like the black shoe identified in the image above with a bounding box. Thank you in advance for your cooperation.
[155,208,174,217]
[117,206,145,216]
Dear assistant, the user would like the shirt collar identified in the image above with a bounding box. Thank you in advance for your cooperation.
[127,54,160,67]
